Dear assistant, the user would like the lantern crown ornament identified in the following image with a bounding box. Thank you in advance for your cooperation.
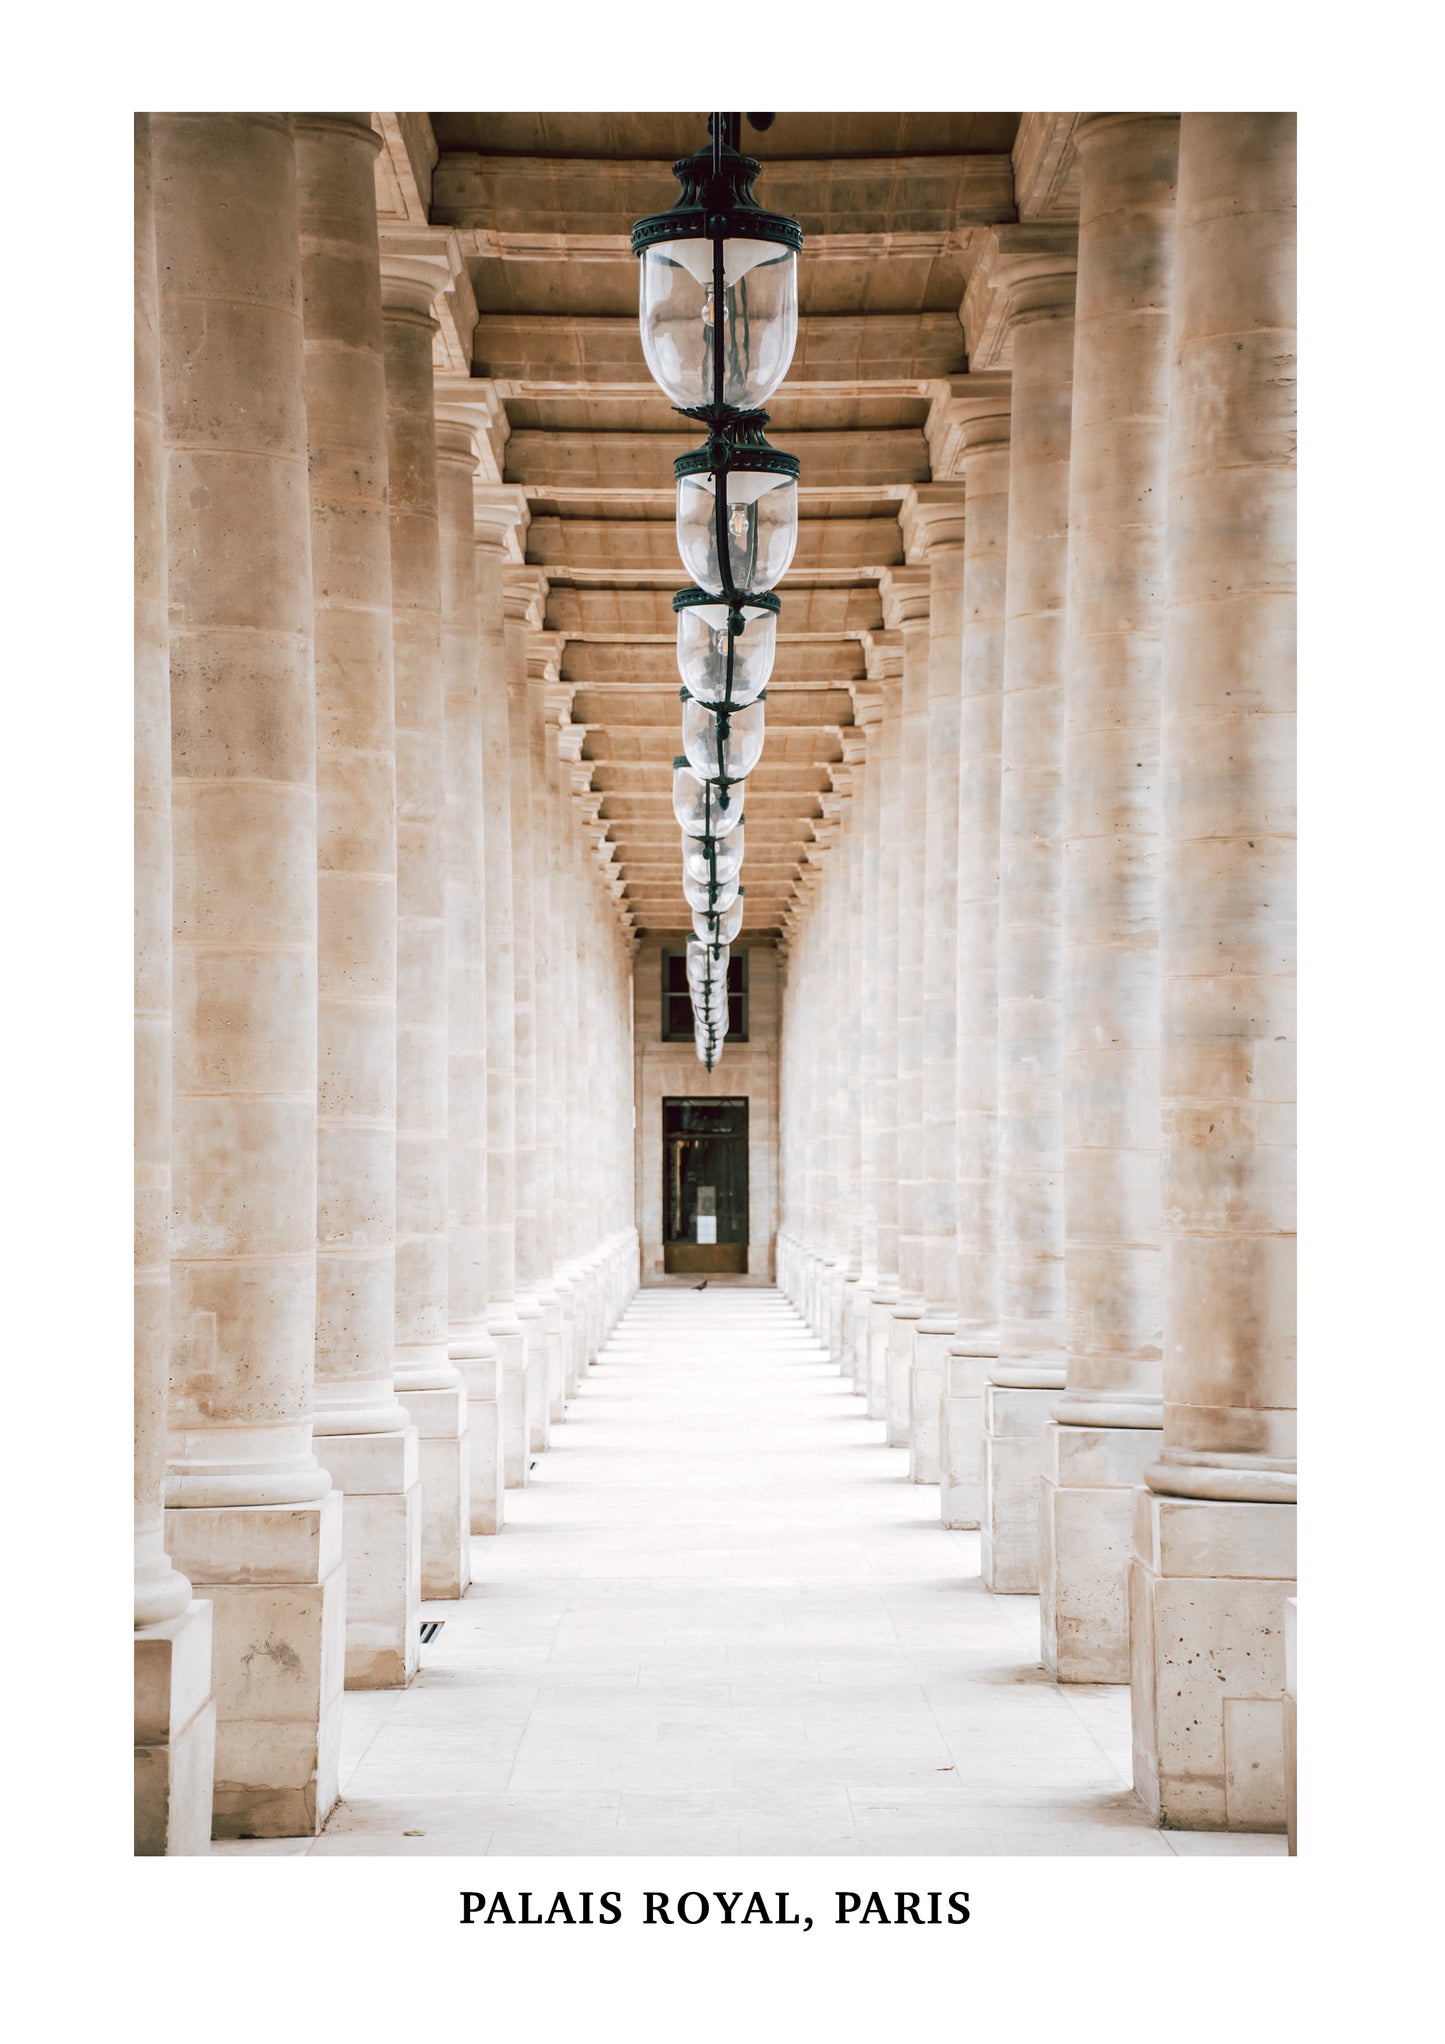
[635,113,803,1066]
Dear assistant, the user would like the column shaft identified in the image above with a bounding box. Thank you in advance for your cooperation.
[941,387,1011,1529]
[1131,111,1297,1830]
[382,245,474,1653]
[301,114,422,1686]
[981,236,1078,1591]
[1040,113,1179,1682]
[474,508,526,1485]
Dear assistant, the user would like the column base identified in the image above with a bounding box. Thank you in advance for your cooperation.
[400,1380,474,1585]
[518,1301,549,1453]
[908,1326,952,1484]
[452,1343,499,1541]
[885,1304,922,1447]
[491,1321,527,1488]
[1039,1419,1162,1682]
[135,1599,215,1855]
[312,1426,422,1687]
[939,1347,992,1528]
[165,1495,346,1838]
[866,1291,897,1421]
[1129,1489,1296,1831]
[980,1372,1064,1591]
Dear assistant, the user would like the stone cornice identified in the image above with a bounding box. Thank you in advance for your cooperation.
[925,373,1013,478]
[962,225,1079,368]
[376,220,476,373]
[862,629,904,688]
[879,564,932,631]
[501,564,549,631]
[473,485,530,563]
[849,680,884,728]
[899,482,968,564]
[433,376,510,486]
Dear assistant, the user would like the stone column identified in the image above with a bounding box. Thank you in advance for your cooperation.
[1040,114,1179,1681]
[528,646,565,1417]
[865,642,904,1419]
[1130,112,1296,1831]
[851,691,885,1373]
[816,794,845,1352]
[381,239,472,1621]
[901,490,968,1483]
[504,571,550,1447]
[474,495,529,1488]
[134,111,214,1857]
[881,574,932,1446]
[435,401,497,1564]
[837,741,870,1383]
[939,379,1012,1530]
[156,112,342,1839]
[973,233,1078,1591]
[298,114,422,1686]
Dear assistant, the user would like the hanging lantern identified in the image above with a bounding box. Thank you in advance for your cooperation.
[672,757,744,839]
[693,890,746,947]
[682,824,745,890]
[632,118,801,414]
[681,691,766,783]
[676,413,799,597]
[675,588,778,709]
[687,937,730,986]
[683,865,740,916]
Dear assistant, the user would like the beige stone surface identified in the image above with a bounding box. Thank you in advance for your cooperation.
[133,111,195,1636]
[134,1600,215,1855]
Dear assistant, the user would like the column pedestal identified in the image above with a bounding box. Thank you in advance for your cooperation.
[885,1304,922,1449]
[980,1367,1064,1590]
[866,1288,897,1421]
[491,1312,529,1489]
[396,1380,475,1570]
[908,1325,952,1484]
[134,1600,216,1856]
[939,1343,992,1529]
[312,1429,420,1685]
[518,1298,549,1453]
[1129,1490,1295,1831]
[452,1342,501,1538]
[1039,1417,1159,1681]
[166,1494,346,1839]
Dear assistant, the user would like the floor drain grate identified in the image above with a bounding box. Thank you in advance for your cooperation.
[419,1620,444,1644]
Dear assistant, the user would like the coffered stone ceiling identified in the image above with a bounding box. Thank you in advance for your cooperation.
[374,112,1083,940]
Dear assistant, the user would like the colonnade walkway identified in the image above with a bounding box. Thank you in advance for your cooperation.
[217,1288,1285,1857]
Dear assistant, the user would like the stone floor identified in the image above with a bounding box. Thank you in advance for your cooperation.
[217,1287,1286,1857]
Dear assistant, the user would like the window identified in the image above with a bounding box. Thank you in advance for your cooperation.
[660,948,749,1043]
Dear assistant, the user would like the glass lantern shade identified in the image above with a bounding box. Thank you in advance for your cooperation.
[686,938,729,987]
[682,866,740,916]
[682,826,744,889]
[693,892,745,946]
[638,239,797,412]
[675,595,775,707]
[676,468,798,596]
[672,759,744,840]
[682,693,766,783]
